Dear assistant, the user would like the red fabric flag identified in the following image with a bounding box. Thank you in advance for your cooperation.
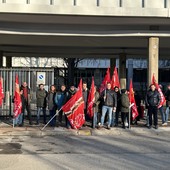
[0,77,4,107]
[129,80,139,120]
[62,79,85,129]
[151,74,165,108]
[99,67,111,94]
[87,77,95,118]
[111,67,120,90]
[13,75,22,118]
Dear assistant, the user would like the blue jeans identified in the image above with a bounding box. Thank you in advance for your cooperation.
[92,112,98,128]
[37,107,46,124]
[159,106,165,124]
[49,109,56,127]
[14,113,23,125]
[101,106,113,126]
[165,107,170,123]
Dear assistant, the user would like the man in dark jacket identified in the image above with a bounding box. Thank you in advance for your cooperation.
[164,84,170,126]
[120,89,130,129]
[146,84,161,129]
[100,82,117,130]
[36,84,48,125]
[20,82,32,125]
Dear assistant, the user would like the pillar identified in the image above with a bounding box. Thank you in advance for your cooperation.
[0,51,3,67]
[127,59,133,89]
[6,56,12,68]
[119,53,126,89]
[148,37,159,86]
[110,58,116,77]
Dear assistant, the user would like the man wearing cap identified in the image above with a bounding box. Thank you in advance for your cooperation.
[146,84,161,129]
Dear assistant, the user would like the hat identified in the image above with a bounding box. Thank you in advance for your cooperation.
[121,89,126,93]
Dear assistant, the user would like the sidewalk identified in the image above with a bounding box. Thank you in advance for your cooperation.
[0,121,170,137]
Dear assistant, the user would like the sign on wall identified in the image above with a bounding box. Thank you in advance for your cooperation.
[37,72,46,85]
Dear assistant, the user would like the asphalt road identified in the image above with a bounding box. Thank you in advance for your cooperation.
[0,127,170,170]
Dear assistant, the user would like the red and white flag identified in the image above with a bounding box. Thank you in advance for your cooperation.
[99,67,111,94]
[0,77,4,107]
[129,79,139,120]
[13,75,22,118]
[111,67,120,90]
[62,79,85,129]
[152,74,165,108]
[87,77,95,118]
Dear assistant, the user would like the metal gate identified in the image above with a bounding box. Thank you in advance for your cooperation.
[0,68,54,117]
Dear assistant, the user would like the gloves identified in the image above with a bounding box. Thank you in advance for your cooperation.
[93,103,96,107]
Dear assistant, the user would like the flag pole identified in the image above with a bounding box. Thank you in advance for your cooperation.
[13,117,15,128]
[92,107,95,129]
[41,108,62,131]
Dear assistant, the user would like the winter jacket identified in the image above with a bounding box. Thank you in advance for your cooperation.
[165,90,170,107]
[93,91,100,113]
[83,89,89,109]
[102,89,117,107]
[47,91,56,110]
[55,90,67,109]
[120,93,130,113]
[20,85,31,105]
[145,90,161,107]
[36,89,47,108]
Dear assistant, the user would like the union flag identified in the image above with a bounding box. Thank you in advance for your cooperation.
[99,67,111,94]
[129,79,139,120]
[62,79,85,129]
[151,74,165,108]
[13,75,22,118]
[111,67,120,90]
[87,77,95,118]
[0,77,4,107]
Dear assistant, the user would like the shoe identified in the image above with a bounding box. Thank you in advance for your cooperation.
[29,122,33,125]
[155,125,158,129]
[35,122,39,125]
[107,125,111,130]
[114,124,118,127]
[18,124,23,127]
[97,125,103,129]
[148,125,152,129]
[162,122,167,126]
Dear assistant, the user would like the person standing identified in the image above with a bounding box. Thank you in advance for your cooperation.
[146,84,161,129]
[100,82,117,130]
[47,85,57,127]
[164,84,170,126]
[92,86,100,128]
[20,82,32,125]
[82,82,89,121]
[114,86,121,127]
[120,89,130,129]
[36,84,48,125]
[55,84,67,124]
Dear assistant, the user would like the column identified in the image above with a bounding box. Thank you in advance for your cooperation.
[0,51,3,67]
[127,59,133,88]
[148,37,159,86]
[6,56,12,68]
[119,53,126,89]
[110,58,116,77]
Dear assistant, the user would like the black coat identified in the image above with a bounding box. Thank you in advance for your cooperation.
[165,89,170,107]
[146,90,161,107]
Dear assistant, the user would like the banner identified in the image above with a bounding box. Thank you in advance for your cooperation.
[13,75,22,118]
[99,67,110,94]
[87,77,95,118]
[62,79,85,129]
[151,74,165,108]
[129,80,139,120]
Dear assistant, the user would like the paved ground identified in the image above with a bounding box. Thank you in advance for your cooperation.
[0,120,170,170]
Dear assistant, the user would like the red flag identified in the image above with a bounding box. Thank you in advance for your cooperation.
[99,67,111,94]
[151,74,165,108]
[0,77,4,107]
[62,79,85,129]
[111,67,120,90]
[87,77,95,118]
[129,80,139,120]
[13,75,22,118]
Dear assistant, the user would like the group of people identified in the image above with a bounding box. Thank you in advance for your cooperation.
[14,81,170,130]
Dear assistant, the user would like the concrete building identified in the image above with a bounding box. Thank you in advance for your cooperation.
[0,0,170,89]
